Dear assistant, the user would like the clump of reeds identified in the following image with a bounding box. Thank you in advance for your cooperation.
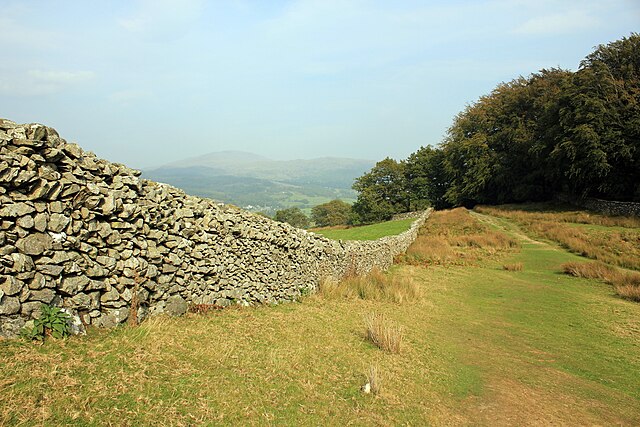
[318,268,421,303]
[363,313,403,354]
[561,261,640,302]
[503,262,523,271]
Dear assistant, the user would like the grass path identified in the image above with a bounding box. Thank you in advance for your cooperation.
[1,209,639,425]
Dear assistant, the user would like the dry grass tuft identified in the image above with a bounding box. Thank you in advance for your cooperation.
[318,268,421,303]
[503,263,523,272]
[363,313,404,354]
[561,261,640,302]
[561,261,618,281]
[366,365,382,395]
[614,285,640,302]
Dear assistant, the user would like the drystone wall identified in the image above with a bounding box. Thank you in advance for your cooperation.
[0,119,430,338]
[556,193,640,217]
[578,198,640,217]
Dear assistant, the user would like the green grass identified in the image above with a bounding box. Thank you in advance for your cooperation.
[312,218,415,241]
[2,209,639,425]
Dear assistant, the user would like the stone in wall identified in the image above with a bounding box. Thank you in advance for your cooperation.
[0,118,430,338]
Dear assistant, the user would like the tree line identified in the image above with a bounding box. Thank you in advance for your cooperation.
[351,33,640,222]
[272,34,639,228]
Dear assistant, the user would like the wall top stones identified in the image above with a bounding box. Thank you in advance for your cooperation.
[0,119,429,338]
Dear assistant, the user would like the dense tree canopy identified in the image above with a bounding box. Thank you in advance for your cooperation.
[352,33,640,218]
[351,158,408,223]
[274,207,310,229]
[311,199,352,227]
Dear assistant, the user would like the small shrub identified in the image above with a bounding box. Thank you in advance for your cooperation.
[503,262,523,271]
[21,304,71,342]
[363,313,403,354]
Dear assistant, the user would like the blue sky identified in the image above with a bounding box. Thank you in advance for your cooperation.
[2,0,638,168]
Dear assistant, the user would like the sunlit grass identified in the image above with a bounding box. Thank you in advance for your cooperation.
[476,204,640,270]
[397,208,519,266]
[2,208,640,425]
[561,261,640,302]
[311,218,414,240]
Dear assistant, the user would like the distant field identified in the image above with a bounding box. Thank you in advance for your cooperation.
[311,218,415,240]
[2,207,639,425]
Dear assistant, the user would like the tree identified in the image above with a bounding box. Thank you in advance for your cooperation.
[405,146,450,210]
[274,207,310,229]
[552,34,640,200]
[351,158,409,223]
[311,200,352,227]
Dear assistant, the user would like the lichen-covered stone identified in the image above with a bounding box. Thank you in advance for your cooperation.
[165,294,188,316]
[15,233,53,255]
[0,296,21,315]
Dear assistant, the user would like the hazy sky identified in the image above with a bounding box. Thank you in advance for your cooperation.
[2,0,638,169]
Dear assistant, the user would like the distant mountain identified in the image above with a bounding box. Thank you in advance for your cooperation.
[143,151,374,214]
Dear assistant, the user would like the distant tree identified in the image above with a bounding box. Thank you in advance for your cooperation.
[311,200,352,227]
[274,207,310,229]
[405,146,450,210]
[351,158,408,223]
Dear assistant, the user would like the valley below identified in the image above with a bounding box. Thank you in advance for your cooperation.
[143,151,373,214]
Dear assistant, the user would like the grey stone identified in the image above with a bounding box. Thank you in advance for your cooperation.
[11,253,34,272]
[0,316,26,339]
[15,232,53,255]
[60,275,89,295]
[100,287,119,303]
[0,296,21,315]
[21,302,44,318]
[165,294,188,316]
[33,213,48,232]
[69,293,91,307]
[16,215,35,229]
[37,264,64,276]
[0,203,35,217]
[99,307,129,328]
[47,213,70,233]
[61,308,86,335]
[1,276,23,295]
[29,289,55,303]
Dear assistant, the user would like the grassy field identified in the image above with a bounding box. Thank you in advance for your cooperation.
[475,203,640,270]
[1,208,639,425]
[311,218,414,240]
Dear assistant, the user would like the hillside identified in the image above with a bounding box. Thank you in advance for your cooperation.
[143,151,374,213]
[3,207,639,425]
